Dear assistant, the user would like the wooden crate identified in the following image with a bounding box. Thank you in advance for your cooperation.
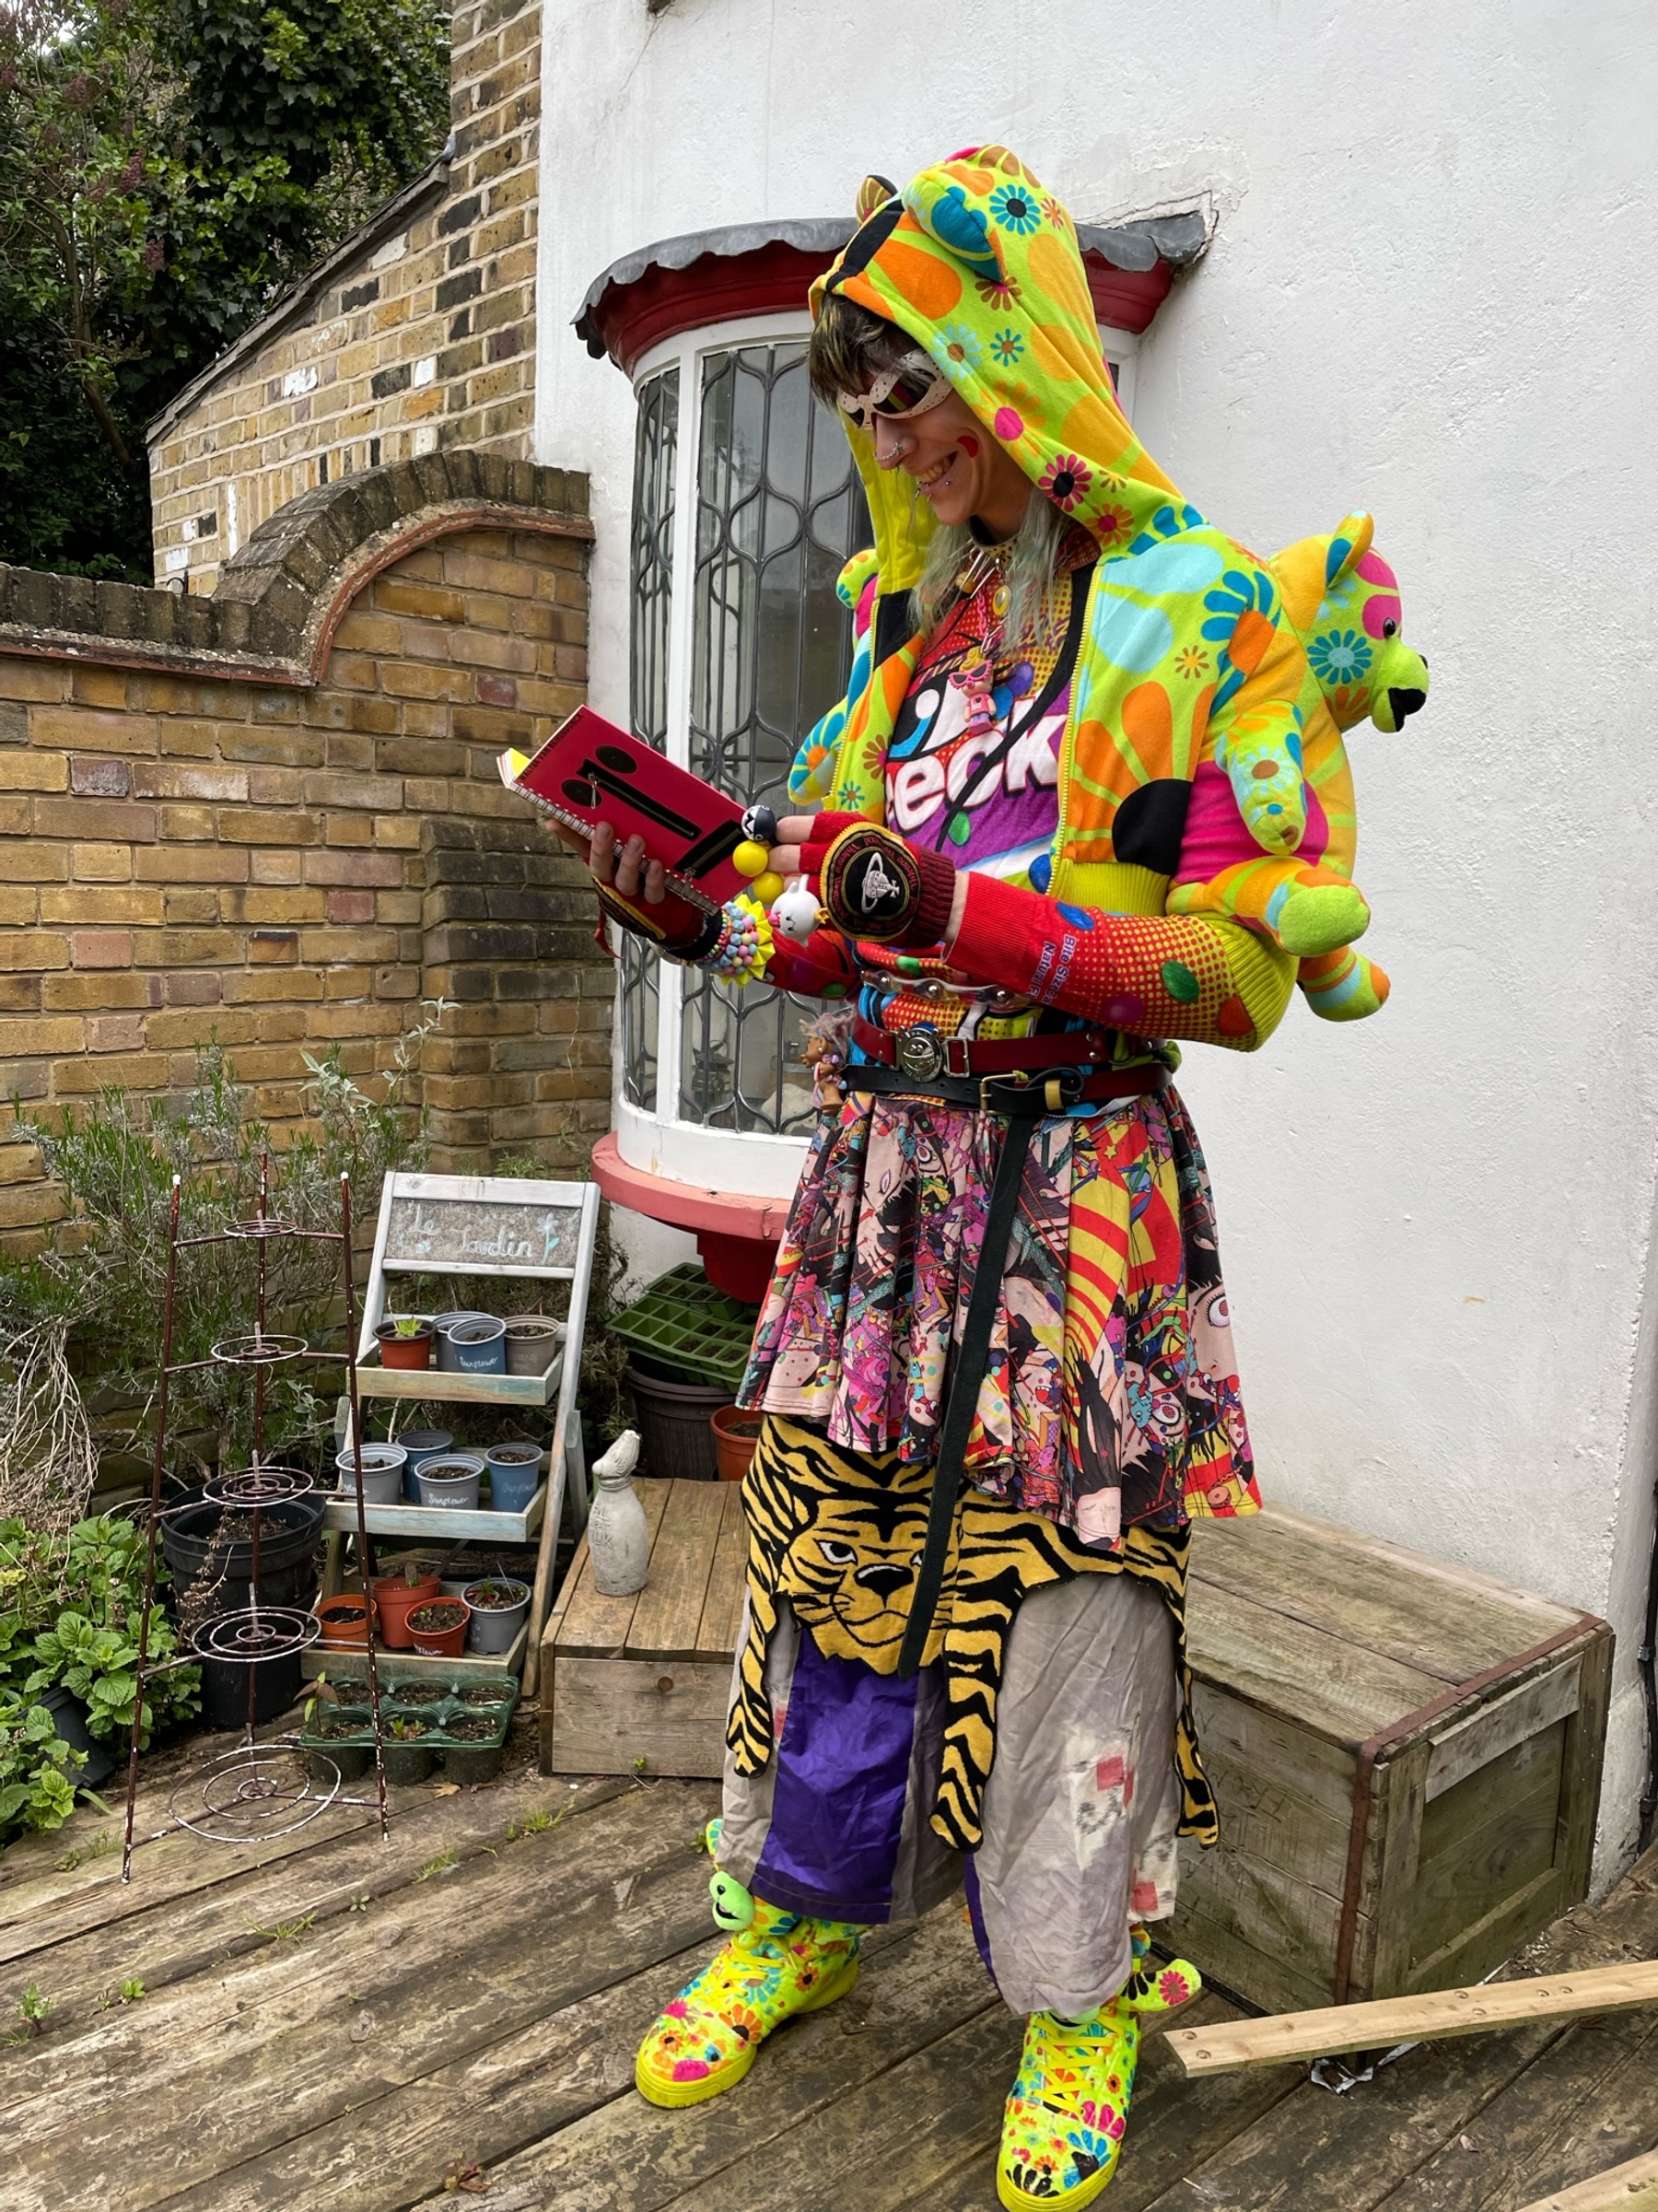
[1176,1506,1613,2015]
[540,1479,747,1779]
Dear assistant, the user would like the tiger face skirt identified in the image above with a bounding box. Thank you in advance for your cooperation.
[729,1415,1214,1858]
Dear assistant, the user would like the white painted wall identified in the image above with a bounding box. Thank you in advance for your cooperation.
[536,0,1658,1880]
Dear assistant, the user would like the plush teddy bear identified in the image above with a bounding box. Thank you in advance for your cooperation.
[1168,511,1429,1020]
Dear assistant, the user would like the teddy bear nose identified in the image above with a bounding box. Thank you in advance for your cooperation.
[855,1562,914,1597]
[1388,686,1426,723]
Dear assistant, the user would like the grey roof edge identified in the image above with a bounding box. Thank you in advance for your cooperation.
[573,207,1211,357]
[145,157,451,446]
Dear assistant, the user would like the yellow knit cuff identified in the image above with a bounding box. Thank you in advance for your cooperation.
[1193,918,1296,1048]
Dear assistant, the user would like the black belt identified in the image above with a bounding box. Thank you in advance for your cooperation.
[865,1059,1170,1679]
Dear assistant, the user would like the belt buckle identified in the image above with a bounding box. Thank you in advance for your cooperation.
[894,1027,944,1083]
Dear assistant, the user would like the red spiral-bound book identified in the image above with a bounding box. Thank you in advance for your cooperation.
[498,707,751,932]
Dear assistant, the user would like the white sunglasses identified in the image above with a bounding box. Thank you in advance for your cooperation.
[837,350,954,433]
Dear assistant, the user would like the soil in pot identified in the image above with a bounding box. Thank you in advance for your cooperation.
[484,1444,542,1516]
[396,1430,453,1501]
[436,1713,508,1785]
[315,1595,374,1647]
[335,1443,406,1504]
[368,1570,440,1648]
[456,1683,515,1711]
[381,1717,436,1785]
[389,1682,450,1707]
[414,1454,484,1512]
[462,1576,530,1656]
[405,1599,470,1658]
[446,1317,506,1376]
[503,1317,564,1378]
[376,1318,434,1372]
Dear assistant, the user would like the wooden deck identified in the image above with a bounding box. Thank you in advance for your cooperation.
[3,1721,1654,2212]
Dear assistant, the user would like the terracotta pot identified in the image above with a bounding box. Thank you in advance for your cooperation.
[368,1570,440,1649]
[376,1318,434,1371]
[711,1405,764,1482]
[405,1598,471,1658]
[315,1594,375,1647]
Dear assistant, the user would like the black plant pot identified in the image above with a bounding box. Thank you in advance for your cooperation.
[36,1685,118,1789]
[162,1492,323,1732]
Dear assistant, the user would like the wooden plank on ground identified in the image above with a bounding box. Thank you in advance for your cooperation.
[403,1903,1000,2212]
[695,1481,748,1658]
[626,1480,726,1660]
[1515,2151,1658,2211]
[0,1768,611,2044]
[3,1780,719,2210]
[1167,1961,1658,2076]
[1372,1993,1658,2211]
[555,1479,673,1654]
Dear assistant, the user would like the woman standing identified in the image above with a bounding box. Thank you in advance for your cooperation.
[586,148,1326,2209]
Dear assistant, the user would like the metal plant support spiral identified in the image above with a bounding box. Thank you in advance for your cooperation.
[120,1165,391,1878]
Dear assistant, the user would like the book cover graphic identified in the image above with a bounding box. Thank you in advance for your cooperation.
[498,706,749,930]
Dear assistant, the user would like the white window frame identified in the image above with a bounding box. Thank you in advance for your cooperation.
[615,311,1142,1201]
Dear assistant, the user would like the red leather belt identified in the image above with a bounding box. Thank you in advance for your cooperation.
[852,1014,1127,1082]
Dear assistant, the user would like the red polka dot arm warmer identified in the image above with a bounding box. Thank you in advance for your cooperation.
[946,872,1296,1049]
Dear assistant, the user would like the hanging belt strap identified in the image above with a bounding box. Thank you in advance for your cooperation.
[892,1063,1165,1679]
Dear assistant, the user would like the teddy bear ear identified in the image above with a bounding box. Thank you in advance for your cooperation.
[855,174,897,222]
[901,173,1005,279]
[1325,511,1375,589]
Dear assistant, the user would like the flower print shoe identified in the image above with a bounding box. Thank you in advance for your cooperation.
[634,1898,862,2109]
[996,1937,1200,2208]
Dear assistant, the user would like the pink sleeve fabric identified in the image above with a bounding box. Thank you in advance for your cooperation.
[945,870,1290,1050]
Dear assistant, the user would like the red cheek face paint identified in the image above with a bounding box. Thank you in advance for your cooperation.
[959,433,979,456]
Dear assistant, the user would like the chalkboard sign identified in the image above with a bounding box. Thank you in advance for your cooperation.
[384,1191,581,1274]
[368,1172,590,1279]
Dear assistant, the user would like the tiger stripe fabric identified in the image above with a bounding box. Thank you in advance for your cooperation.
[730,1415,1215,1854]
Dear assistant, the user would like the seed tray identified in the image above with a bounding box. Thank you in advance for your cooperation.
[299,1679,519,1785]
[610,1264,760,1392]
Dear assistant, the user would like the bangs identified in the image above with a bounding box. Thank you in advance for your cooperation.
[808,292,914,411]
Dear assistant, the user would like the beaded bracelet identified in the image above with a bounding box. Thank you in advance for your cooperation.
[699,892,775,984]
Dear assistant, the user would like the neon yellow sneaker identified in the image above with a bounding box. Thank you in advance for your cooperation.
[996,1934,1200,2208]
[634,1897,862,2108]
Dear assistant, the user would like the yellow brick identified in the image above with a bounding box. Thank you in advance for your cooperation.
[0,752,69,791]
[41,887,164,926]
[72,843,132,882]
[0,930,70,971]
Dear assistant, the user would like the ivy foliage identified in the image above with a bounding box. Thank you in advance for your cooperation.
[0,0,448,579]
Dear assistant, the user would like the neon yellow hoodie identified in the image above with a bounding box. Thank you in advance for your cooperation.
[793,147,1322,1047]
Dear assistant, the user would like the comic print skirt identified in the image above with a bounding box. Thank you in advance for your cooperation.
[738,1083,1261,1551]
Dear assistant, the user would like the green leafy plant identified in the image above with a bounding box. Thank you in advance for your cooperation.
[414,1844,457,1881]
[0,1698,83,1841]
[388,1716,425,1740]
[1,1017,440,1516]
[0,0,450,579]
[2,1515,197,1745]
[6,1981,53,2042]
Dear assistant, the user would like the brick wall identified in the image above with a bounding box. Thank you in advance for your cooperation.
[0,452,610,1251]
[146,0,542,594]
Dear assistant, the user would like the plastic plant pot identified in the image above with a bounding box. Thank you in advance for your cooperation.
[484,1443,543,1516]
[462,1576,531,1655]
[433,1311,498,1374]
[335,1442,407,1504]
[435,1712,508,1785]
[315,1593,375,1647]
[380,1718,436,1785]
[414,1453,485,1512]
[456,1682,517,1715]
[503,1316,565,1377]
[388,1681,450,1706]
[445,1317,507,1376]
[711,1405,765,1482]
[375,1317,434,1371]
[405,1598,471,1657]
[368,1569,441,1648]
[396,1428,454,1501]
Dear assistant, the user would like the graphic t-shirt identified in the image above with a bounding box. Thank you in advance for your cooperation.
[883,539,1093,896]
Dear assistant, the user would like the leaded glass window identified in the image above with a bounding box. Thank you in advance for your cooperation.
[678,342,867,1133]
[621,365,676,1111]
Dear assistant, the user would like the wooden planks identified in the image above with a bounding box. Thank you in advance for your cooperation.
[1515,2153,1658,2211]
[552,1475,672,1654]
[696,1481,750,1659]
[547,1655,731,1777]
[1186,1577,1445,1751]
[626,1480,727,1659]
[1167,1960,1658,2077]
